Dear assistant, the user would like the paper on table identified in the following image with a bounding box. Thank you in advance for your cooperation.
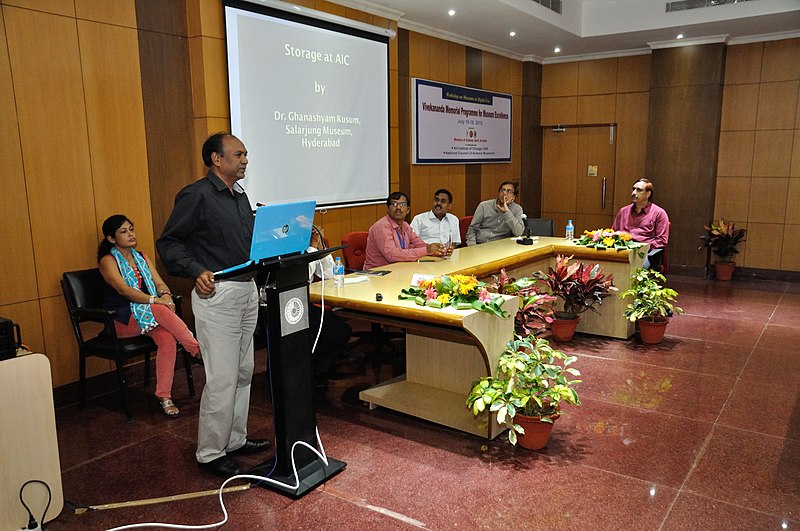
[344,276,369,284]
[410,273,435,287]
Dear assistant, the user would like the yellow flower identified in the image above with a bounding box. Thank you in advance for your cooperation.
[603,237,615,246]
[437,293,451,304]
[620,232,632,241]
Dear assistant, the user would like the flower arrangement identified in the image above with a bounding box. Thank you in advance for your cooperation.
[699,219,746,262]
[532,255,617,319]
[398,274,510,319]
[575,228,644,251]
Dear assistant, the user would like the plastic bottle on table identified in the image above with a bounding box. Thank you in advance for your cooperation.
[333,256,345,288]
[565,219,574,241]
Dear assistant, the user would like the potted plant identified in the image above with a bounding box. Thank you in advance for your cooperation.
[618,268,685,344]
[466,335,581,449]
[699,219,746,281]
[490,268,556,338]
[532,255,617,341]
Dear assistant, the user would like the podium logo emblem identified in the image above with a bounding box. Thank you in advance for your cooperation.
[284,297,304,325]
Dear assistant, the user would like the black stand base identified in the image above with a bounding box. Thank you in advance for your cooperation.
[248,457,347,498]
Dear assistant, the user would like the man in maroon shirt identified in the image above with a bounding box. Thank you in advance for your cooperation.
[612,178,669,270]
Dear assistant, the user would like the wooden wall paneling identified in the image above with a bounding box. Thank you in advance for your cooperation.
[541,62,578,97]
[410,164,430,213]
[760,39,800,83]
[0,300,44,355]
[541,96,577,125]
[2,0,74,16]
[137,26,194,269]
[724,43,762,85]
[5,7,97,296]
[577,94,615,124]
[398,30,410,198]
[793,134,800,177]
[349,204,381,233]
[318,1,346,18]
[428,165,450,208]
[344,6,373,24]
[198,37,230,119]
[650,44,724,88]
[614,92,649,212]
[744,222,782,269]
[79,20,154,256]
[752,130,793,177]
[720,84,759,131]
[616,54,650,93]
[464,47,482,212]
[408,31,430,78]
[0,8,37,306]
[647,87,722,266]
[749,177,788,223]
[428,36,449,81]
[541,128,578,214]
[717,131,755,176]
[447,41,466,86]
[136,0,189,35]
[782,224,800,270]
[76,0,136,27]
[521,61,542,218]
[447,169,467,217]
[714,176,751,221]
[391,126,400,185]
[389,66,399,129]
[756,81,799,130]
[578,57,617,95]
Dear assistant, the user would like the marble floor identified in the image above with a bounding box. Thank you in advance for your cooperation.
[46,275,800,530]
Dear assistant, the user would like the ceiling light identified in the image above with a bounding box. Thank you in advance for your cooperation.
[554,47,561,53]
[677,33,684,39]
[448,9,455,16]
[509,31,516,37]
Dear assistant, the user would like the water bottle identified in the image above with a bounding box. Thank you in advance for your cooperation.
[333,256,345,288]
[565,219,574,241]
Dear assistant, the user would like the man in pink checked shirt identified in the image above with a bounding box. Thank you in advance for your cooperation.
[364,192,449,270]
[612,178,670,271]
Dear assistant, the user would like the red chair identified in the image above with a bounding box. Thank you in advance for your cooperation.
[458,216,473,247]
[341,231,368,271]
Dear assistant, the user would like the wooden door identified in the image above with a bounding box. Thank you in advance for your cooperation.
[541,125,616,235]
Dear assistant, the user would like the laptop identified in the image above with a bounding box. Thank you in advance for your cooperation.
[214,200,316,277]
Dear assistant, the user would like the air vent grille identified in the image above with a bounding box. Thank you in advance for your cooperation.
[666,0,756,12]
[531,0,562,15]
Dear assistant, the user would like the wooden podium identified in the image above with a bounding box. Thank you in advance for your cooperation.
[219,248,346,498]
[0,354,63,529]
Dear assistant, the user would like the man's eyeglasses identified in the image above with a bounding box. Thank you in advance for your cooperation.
[389,201,408,207]
[500,189,516,195]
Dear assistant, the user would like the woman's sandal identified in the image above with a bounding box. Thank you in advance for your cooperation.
[157,397,180,418]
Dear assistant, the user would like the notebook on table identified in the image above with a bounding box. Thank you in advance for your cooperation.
[213,200,316,277]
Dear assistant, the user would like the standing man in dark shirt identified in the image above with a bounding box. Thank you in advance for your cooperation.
[157,132,269,478]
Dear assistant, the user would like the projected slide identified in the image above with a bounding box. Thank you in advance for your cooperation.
[225,3,390,208]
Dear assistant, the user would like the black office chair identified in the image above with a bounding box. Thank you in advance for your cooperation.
[524,218,555,237]
[61,268,196,421]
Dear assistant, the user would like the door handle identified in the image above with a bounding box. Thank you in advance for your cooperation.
[601,177,606,210]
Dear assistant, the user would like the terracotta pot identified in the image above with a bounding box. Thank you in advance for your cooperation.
[550,315,579,342]
[638,317,669,344]
[714,261,736,281]
[515,413,559,450]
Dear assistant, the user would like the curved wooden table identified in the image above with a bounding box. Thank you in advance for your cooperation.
[309,237,644,438]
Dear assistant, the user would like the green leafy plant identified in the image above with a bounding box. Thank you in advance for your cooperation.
[490,268,556,338]
[532,255,617,319]
[699,219,746,262]
[466,335,581,445]
[619,268,684,322]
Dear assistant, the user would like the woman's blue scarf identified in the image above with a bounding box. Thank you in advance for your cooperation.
[110,247,158,333]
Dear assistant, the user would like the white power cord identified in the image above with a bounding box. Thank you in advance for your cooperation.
[106,428,330,531]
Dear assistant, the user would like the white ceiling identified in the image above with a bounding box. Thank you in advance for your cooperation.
[331,0,800,62]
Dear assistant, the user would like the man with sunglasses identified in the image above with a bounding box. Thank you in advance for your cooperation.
[364,192,447,269]
[466,181,525,245]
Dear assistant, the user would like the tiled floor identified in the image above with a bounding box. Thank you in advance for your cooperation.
[45,274,800,530]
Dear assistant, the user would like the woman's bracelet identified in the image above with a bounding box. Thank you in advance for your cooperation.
[159,290,172,297]
[149,295,155,305]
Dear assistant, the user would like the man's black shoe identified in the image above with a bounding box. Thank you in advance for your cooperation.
[227,439,271,456]
[200,455,243,477]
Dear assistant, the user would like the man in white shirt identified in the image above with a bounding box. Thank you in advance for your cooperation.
[410,189,462,247]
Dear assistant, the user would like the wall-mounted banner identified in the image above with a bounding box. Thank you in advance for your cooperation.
[412,78,512,164]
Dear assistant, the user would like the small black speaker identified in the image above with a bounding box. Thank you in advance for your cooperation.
[0,316,20,360]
